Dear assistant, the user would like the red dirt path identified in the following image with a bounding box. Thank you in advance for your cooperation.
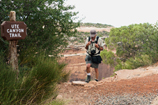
[88,74,158,95]
[58,74,158,104]
[58,48,158,104]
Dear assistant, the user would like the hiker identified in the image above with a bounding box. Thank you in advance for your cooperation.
[85,30,104,83]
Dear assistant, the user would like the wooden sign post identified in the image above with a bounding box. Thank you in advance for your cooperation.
[1,11,27,76]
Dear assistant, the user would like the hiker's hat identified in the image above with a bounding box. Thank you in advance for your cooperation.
[90,30,96,37]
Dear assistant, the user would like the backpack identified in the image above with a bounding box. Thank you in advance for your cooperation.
[88,36,99,43]
[88,36,100,56]
[87,36,102,64]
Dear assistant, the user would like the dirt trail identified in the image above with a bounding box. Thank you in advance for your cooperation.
[57,49,158,105]
[56,27,158,104]
[58,74,158,105]
[59,48,114,82]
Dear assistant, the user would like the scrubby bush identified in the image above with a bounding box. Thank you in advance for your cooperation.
[123,54,152,69]
[103,23,158,71]
[101,50,116,66]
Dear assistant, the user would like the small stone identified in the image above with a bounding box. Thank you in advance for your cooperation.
[56,95,62,99]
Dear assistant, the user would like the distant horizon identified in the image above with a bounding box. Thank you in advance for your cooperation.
[77,22,154,28]
[65,0,158,28]
[79,22,113,26]
[78,20,156,28]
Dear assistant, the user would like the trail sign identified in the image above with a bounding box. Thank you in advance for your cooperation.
[1,21,27,41]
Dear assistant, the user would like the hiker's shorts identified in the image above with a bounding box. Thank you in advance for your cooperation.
[85,55,99,68]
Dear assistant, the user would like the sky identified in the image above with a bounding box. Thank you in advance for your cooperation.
[65,0,158,27]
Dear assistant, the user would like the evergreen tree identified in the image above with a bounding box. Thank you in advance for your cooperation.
[0,0,79,61]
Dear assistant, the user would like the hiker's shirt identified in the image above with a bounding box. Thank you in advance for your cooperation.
[85,37,104,56]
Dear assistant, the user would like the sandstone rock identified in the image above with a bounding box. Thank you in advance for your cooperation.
[97,66,158,84]
[100,77,115,82]
[114,69,144,80]
[56,95,63,99]
[113,67,158,81]
[139,70,154,77]
[71,81,87,86]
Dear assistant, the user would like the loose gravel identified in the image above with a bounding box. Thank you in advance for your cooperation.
[92,93,158,105]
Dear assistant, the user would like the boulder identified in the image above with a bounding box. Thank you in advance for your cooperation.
[114,69,144,80]
[111,67,158,81]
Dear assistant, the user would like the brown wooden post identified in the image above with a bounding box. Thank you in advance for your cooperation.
[9,11,19,75]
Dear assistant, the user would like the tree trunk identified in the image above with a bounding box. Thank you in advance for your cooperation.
[9,41,18,71]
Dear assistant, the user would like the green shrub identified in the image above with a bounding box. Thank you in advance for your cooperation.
[100,49,117,66]
[0,53,69,105]
[106,23,158,63]
[114,54,152,71]
[114,63,123,71]
[104,23,158,72]
[123,54,152,69]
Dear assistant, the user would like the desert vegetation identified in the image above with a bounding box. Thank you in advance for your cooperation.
[0,53,69,105]
[101,23,158,72]
[0,0,78,104]
[1,0,158,104]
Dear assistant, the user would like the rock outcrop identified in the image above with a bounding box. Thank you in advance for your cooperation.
[72,65,158,89]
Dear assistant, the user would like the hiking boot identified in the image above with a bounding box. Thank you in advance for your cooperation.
[85,75,91,83]
[95,79,98,82]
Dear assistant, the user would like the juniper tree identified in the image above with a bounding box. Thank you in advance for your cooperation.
[0,0,79,62]
[102,23,158,70]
